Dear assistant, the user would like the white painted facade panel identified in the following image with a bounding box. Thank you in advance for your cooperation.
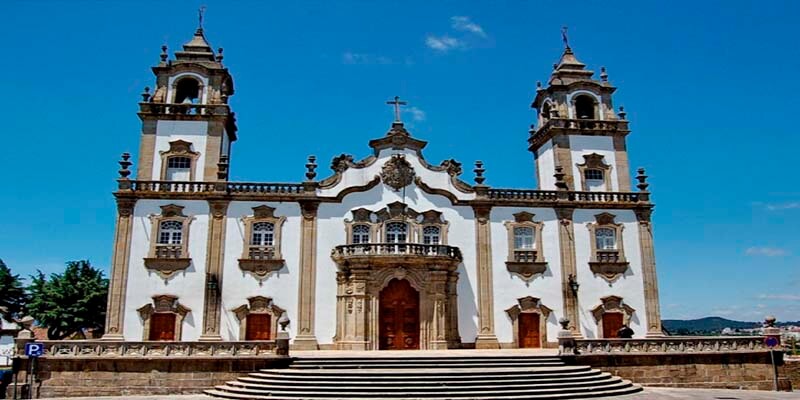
[536,140,556,189]
[490,207,564,344]
[152,120,209,181]
[569,135,618,191]
[573,209,647,338]
[123,200,210,341]
[221,202,302,340]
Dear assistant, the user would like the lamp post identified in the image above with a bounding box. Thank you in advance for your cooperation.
[568,274,580,294]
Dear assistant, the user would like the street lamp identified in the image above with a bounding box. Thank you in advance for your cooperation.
[568,274,580,294]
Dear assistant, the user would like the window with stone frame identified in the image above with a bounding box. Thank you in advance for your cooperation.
[238,205,286,281]
[576,153,612,192]
[144,204,194,279]
[422,225,441,245]
[159,140,200,181]
[342,202,449,250]
[352,224,371,244]
[503,212,547,283]
[232,296,286,341]
[586,212,629,282]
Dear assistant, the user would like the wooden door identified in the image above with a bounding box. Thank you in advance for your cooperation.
[245,314,272,340]
[379,279,420,350]
[603,313,624,338]
[518,313,541,348]
[149,313,176,341]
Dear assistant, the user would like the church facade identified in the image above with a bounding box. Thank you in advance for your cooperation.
[102,27,663,351]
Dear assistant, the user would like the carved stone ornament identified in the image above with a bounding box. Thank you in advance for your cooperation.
[506,261,548,283]
[238,259,285,281]
[380,155,415,191]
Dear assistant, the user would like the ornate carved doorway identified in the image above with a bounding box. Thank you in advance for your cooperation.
[379,279,420,350]
[602,313,623,338]
[518,313,541,348]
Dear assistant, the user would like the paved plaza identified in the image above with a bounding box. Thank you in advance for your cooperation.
[33,387,800,400]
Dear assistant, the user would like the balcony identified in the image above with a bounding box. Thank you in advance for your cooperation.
[143,245,192,279]
[331,243,463,268]
[589,250,629,282]
[138,103,231,116]
[238,246,285,280]
[528,118,630,149]
[505,250,548,283]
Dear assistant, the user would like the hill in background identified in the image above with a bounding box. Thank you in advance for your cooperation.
[662,317,800,336]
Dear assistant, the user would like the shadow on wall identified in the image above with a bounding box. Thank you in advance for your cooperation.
[457,263,479,343]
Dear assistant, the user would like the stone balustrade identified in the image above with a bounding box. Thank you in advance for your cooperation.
[17,340,284,359]
[332,243,463,263]
[572,336,769,355]
[139,103,231,116]
[226,182,305,194]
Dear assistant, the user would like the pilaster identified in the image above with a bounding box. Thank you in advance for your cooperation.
[552,136,575,190]
[555,207,582,338]
[199,199,229,341]
[613,136,632,191]
[294,200,320,350]
[472,204,499,349]
[635,208,664,337]
[102,198,136,340]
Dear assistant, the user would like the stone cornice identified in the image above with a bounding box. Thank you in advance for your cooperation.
[528,118,629,151]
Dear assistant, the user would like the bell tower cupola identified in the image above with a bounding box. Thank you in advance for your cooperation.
[529,30,631,192]
[135,17,237,183]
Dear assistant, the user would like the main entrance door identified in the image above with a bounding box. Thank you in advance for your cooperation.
[602,313,624,338]
[518,313,541,348]
[379,279,420,350]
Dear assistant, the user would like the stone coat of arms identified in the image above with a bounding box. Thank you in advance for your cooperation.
[381,155,415,191]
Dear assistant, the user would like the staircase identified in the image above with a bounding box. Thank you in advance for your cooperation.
[205,353,642,399]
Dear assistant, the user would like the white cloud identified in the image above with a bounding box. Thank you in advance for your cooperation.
[342,52,392,65]
[425,35,464,52]
[745,247,789,257]
[758,294,800,301]
[404,106,426,122]
[766,202,800,211]
[451,16,485,37]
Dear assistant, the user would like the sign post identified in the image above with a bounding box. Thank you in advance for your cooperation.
[23,343,43,399]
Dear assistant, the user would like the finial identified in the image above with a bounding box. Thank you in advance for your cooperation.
[386,96,408,123]
[141,87,151,102]
[305,155,318,181]
[554,165,568,190]
[216,47,224,63]
[198,6,207,30]
[600,67,608,82]
[160,45,168,62]
[536,81,542,90]
[216,155,229,180]
[529,124,536,133]
[118,152,132,179]
[636,168,649,192]
[561,26,570,50]
[553,63,558,70]
[618,106,627,120]
[474,161,486,185]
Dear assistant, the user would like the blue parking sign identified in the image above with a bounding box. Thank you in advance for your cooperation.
[24,342,44,357]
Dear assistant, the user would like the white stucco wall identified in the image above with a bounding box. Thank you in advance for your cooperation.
[221,202,302,340]
[123,200,210,341]
[151,120,209,181]
[573,209,647,338]
[569,135,619,191]
[490,207,564,345]
[535,140,556,190]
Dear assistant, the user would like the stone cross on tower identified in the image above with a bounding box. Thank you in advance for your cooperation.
[198,6,206,29]
[561,26,570,49]
[386,96,408,123]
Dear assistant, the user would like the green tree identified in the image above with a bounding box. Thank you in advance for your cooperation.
[27,260,109,340]
[0,259,28,322]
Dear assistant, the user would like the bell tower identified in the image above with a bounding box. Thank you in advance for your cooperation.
[135,23,237,182]
[529,35,631,192]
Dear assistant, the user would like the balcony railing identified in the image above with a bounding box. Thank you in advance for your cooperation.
[247,246,278,260]
[139,103,231,116]
[127,180,305,195]
[18,340,283,359]
[595,250,622,263]
[487,189,559,201]
[572,336,769,355]
[332,243,463,262]
[227,182,305,194]
[154,245,184,259]
[513,250,538,263]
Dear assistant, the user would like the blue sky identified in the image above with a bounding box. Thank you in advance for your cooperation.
[1,1,798,321]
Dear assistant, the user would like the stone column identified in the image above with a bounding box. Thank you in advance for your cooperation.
[635,208,663,337]
[472,205,499,349]
[613,136,632,191]
[199,199,229,341]
[429,271,449,350]
[556,207,582,338]
[294,201,320,349]
[102,198,136,340]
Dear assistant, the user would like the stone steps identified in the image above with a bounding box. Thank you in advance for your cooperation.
[205,355,642,399]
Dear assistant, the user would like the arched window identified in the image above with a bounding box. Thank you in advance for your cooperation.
[174,77,200,104]
[385,222,408,243]
[574,95,596,119]
[251,222,275,246]
[422,226,441,245]
[352,224,370,244]
[158,221,183,245]
[165,156,192,181]
[595,227,616,250]
[513,227,535,250]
